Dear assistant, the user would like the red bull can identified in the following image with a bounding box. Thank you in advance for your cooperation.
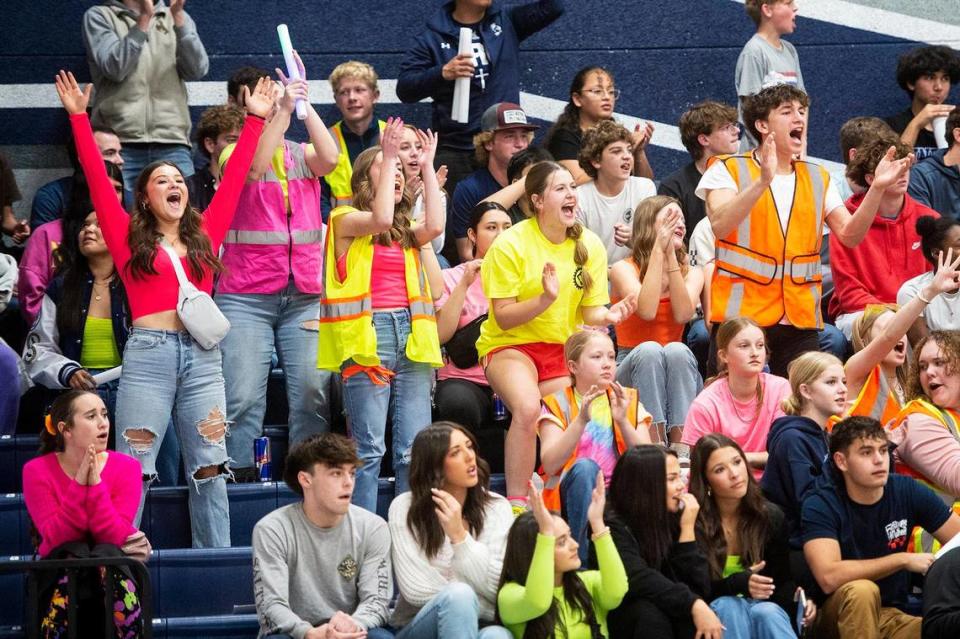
[254,436,272,482]
[493,393,507,421]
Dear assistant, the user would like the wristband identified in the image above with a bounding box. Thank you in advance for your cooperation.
[917,292,933,305]
[591,526,611,541]
[667,267,681,273]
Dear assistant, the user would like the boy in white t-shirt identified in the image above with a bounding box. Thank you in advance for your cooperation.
[575,119,656,263]
[696,84,913,377]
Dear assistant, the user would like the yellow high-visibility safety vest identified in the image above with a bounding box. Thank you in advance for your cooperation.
[325,120,387,208]
[317,206,442,371]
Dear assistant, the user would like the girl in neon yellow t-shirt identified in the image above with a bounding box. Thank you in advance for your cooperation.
[478,161,636,511]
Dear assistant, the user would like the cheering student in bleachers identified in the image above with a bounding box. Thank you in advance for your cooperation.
[388,422,513,639]
[434,201,511,435]
[215,53,339,483]
[829,138,931,338]
[23,390,149,638]
[610,196,704,446]
[55,69,275,548]
[399,124,448,261]
[397,0,564,199]
[476,161,636,514]
[186,105,244,211]
[538,329,651,563]
[763,352,846,546]
[899,215,960,341]
[450,103,535,263]
[884,45,960,161]
[22,174,129,424]
[605,446,723,639]
[20,163,124,330]
[575,120,656,264]
[479,147,555,224]
[544,66,654,184]
[253,433,393,639]
[82,0,208,195]
[698,84,913,377]
[317,118,444,513]
[839,250,960,430]
[690,434,815,637]
[802,416,960,638]
[683,318,790,478]
[497,477,627,639]
[887,331,960,531]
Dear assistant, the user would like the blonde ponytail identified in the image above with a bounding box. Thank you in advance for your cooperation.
[568,222,593,293]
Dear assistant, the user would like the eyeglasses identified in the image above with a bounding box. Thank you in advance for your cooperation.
[581,88,621,100]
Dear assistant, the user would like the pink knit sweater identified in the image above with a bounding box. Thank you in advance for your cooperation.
[22,451,142,557]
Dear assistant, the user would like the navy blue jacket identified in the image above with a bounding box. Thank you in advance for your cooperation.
[908,148,960,219]
[397,0,564,150]
[761,415,830,548]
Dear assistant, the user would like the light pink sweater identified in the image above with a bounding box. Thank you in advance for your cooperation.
[892,413,960,497]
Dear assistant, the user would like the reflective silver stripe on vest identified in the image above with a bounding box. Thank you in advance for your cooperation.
[730,156,754,240]
[809,165,826,232]
[727,282,744,319]
[224,229,323,245]
[790,259,821,282]
[409,300,436,318]
[863,372,891,421]
[716,246,781,280]
[319,296,371,320]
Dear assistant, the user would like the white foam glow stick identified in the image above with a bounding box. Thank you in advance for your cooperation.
[452,27,472,124]
[92,366,122,385]
[277,24,308,121]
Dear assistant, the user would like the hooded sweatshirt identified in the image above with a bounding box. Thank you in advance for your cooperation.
[908,148,960,220]
[761,415,829,548]
[827,191,936,318]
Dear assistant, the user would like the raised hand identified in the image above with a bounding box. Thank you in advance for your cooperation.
[578,385,607,424]
[168,0,185,26]
[437,165,449,190]
[606,293,637,324]
[541,262,559,301]
[632,121,655,151]
[278,79,309,115]
[609,382,629,423]
[914,103,955,128]
[528,481,554,536]
[242,77,278,120]
[88,445,103,486]
[275,49,308,85]
[871,146,914,191]
[656,206,683,253]
[415,129,439,169]
[431,488,467,544]
[380,117,404,160]
[758,132,778,184]
[586,470,606,533]
[930,246,960,296]
[54,70,92,115]
[460,259,482,287]
[746,561,775,599]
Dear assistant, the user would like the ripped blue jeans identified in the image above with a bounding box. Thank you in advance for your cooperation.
[115,328,231,548]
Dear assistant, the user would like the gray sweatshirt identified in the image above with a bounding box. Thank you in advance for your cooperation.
[253,503,392,639]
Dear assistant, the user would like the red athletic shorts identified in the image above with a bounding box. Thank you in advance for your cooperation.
[485,342,569,382]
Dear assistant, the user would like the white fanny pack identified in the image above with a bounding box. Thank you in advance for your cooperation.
[160,240,230,350]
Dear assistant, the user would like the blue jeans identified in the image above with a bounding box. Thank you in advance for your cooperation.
[342,310,434,512]
[395,583,512,639]
[121,144,194,204]
[686,318,710,379]
[560,458,601,564]
[617,342,703,437]
[217,284,332,468]
[818,323,849,361]
[114,328,231,548]
[266,629,395,639]
[710,596,796,639]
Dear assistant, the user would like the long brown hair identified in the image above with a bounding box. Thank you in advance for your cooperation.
[628,195,689,279]
[525,161,594,293]
[407,422,493,559]
[690,433,771,580]
[351,146,417,249]
[128,161,223,280]
[38,390,99,455]
[707,317,765,405]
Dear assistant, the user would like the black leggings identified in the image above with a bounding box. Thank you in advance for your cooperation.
[433,378,494,433]
[608,598,696,639]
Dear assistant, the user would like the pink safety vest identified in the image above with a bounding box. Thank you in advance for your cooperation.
[217,140,324,294]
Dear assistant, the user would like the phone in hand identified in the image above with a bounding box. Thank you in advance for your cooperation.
[795,587,807,634]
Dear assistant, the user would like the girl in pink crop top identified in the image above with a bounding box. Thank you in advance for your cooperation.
[56,70,276,548]
[22,391,147,635]
[326,119,446,511]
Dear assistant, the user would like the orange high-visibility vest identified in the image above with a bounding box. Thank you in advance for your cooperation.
[539,386,649,510]
[887,399,960,553]
[827,366,901,433]
[708,154,830,329]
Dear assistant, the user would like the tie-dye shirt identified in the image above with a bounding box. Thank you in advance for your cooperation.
[571,391,620,485]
